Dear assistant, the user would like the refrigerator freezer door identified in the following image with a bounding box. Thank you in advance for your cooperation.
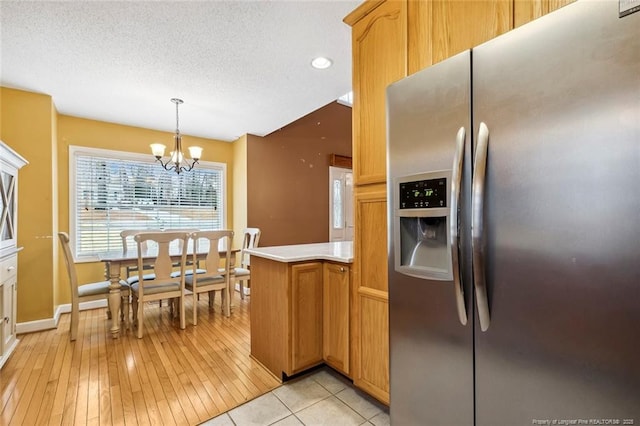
[387,50,474,425]
[472,1,640,424]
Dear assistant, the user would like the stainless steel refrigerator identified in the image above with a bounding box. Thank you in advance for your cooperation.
[386,1,640,425]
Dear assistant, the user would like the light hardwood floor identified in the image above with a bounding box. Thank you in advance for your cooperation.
[0,291,281,425]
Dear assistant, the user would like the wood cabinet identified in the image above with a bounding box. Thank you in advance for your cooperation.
[0,141,27,369]
[430,0,513,64]
[352,185,389,402]
[323,262,350,375]
[344,0,574,405]
[514,0,575,27]
[250,257,323,379]
[290,262,323,373]
[348,0,407,186]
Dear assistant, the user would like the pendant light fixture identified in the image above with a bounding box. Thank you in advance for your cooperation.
[150,98,202,174]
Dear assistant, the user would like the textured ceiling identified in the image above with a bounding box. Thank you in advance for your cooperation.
[0,0,359,142]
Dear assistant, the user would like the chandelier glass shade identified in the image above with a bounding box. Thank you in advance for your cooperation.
[150,98,202,174]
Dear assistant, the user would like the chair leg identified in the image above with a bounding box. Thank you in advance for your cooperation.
[122,293,130,330]
[171,298,179,319]
[193,291,198,326]
[70,302,78,341]
[223,287,230,317]
[239,278,245,300]
[132,295,138,323]
[208,291,215,308]
[137,302,144,339]
[179,295,186,330]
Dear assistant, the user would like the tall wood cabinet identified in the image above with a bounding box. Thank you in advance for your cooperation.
[0,141,27,369]
[344,0,574,405]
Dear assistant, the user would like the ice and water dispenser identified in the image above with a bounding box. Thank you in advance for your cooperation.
[393,171,453,281]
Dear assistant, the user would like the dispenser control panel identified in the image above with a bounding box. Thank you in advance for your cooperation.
[399,178,447,209]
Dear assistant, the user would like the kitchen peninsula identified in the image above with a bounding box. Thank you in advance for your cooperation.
[246,241,353,381]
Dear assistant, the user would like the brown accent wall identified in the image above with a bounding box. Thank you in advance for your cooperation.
[247,101,352,247]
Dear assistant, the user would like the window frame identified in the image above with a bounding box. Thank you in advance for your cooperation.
[69,145,227,262]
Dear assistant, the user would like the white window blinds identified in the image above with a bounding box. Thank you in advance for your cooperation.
[70,146,225,259]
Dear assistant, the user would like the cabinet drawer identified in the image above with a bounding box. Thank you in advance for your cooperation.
[0,255,17,282]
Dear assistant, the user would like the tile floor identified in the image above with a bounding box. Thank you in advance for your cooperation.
[201,367,390,426]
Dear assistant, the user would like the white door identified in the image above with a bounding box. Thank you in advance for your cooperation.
[329,166,353,241]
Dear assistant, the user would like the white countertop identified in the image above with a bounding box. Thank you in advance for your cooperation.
[246,241,353,263]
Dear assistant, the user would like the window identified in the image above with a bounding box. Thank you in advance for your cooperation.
[70,146,226,260]
[329,166,354,242]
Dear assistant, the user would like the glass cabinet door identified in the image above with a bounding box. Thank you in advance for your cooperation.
[0,170,16,248]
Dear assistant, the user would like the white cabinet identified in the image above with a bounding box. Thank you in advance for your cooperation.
[1,253,19,367]
[0,140,28,369]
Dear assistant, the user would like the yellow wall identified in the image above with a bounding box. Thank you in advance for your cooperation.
[52,101,60,310]
[232,134,248,248]
[57,115,235,292]
[1,85,236,323]
[0,87,56,322]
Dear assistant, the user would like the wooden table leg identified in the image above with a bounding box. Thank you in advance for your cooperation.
[106,261,122,339]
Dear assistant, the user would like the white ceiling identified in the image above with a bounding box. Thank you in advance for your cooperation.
[0,0,359,142]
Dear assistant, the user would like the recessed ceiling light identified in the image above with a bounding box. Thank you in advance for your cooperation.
[311,56,333,70]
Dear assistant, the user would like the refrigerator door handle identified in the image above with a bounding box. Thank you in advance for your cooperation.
[451,126,468,326]
[472,122,491,332]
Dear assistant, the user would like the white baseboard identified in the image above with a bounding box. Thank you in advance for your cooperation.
[16,316,57,335]
[0,338,19,369]
[16,299,108,335]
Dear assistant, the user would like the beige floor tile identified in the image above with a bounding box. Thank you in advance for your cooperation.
[273,375,332,412]
[199,413,235,426]
[227,392,291,426]
[271,414,305,426]
[335,386,384,420]
[294,396,366,426]
[369,410,390,426]
[309,368,351,394]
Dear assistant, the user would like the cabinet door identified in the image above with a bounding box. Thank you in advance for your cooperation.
[431,0,513,64]
[0,283,4,355]
[3,279,15,351]
[0,168,18,251]
[514,0,576,27]
[353,186,390,404]
[323,262,350,375]
[548,0,575,13]
[349,0,407,185]
[358,290,389,404]
[290,262,323,374]
[514,0,546,27]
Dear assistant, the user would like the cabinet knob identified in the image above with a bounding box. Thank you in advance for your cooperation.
[340,267,345,272]
[3,317,8,324]
[7,266,15,271]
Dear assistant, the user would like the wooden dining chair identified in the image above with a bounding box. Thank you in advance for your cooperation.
[58,232,130,341]
[185,230,234,325]
[120,229,161,284]
[124,228,193,308]
[234,227,261,299]
[131,231,188,338]
[165,228,203,275]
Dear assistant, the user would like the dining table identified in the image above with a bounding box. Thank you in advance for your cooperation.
[99,247,238,338]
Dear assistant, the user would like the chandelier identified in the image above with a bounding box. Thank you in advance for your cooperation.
[150,98,202,174]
